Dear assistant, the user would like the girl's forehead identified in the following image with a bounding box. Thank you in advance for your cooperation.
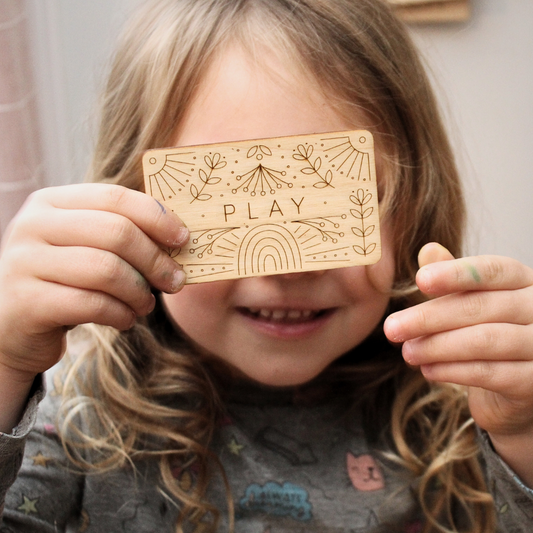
[173,43,364,147]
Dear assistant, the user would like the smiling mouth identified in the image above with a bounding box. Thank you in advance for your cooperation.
[238,307,334,323]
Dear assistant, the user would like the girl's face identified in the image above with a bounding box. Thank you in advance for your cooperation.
[162,44,395,386]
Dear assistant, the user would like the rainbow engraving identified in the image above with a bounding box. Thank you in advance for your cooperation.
[238,225,302,276]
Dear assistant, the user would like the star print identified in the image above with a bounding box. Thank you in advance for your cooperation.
[18,495,39,515]
[227,436,244,455]
[31,452,52,467]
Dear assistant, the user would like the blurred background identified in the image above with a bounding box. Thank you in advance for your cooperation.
[1,0,532,267]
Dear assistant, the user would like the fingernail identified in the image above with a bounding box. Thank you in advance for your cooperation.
[402,341,416,365]
[384,315,402,343]
[420,364,433,379]
[416,266,434,292]
[170,269,186,292]
[173,226,189,246]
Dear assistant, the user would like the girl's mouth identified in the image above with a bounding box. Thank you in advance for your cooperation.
[236,307,336,339]
[242,308,327,322]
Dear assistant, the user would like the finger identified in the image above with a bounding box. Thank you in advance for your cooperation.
[415,255,533,297]
[402,323,533,366]
[29,184,189,249]
[29,244,156,317]
[417,242,455,268]
[28,208,186,294]
[419,359,533,400]
[384,287,533,343]
[11,276,137,332]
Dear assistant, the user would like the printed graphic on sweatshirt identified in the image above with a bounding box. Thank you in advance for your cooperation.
[346,452,385,491]
[239,481,312,521]
[30,452,53,468]
[16,495,39,516]
[227,435,245,456]
[256,427,317,466]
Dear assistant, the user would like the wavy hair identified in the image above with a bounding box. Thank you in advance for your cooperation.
[58,0,495,531]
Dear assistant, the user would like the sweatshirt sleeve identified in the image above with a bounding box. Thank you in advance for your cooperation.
[0,374,84,532]
[478,428,533,532]
[0,375,45,515]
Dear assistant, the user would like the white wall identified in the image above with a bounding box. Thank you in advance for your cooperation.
[27,0,143,186]
[410,0,533,267]
[29,0,533,267]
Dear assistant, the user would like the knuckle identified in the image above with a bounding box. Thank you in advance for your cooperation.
[480,257,505,285]
[103,184,129,211]
[468,324,496,355]
[451,261,464,285]
[96,252,125,283]
[107,218,135,250]
[460,292,484,321]
[473,360,495,384]
[84,291,131,329]
[412,306,431,332]
[84,290,109,320]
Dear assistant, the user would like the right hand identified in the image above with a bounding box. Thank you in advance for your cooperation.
[0,183,189,383]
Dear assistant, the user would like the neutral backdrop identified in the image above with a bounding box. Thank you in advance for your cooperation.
[25,0,533,267]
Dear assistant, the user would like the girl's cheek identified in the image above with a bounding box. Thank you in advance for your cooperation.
[366,257,395,294]
[161,280,236,326]
[366,224,395,294]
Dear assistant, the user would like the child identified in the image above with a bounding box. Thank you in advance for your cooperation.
[1,0,533,531]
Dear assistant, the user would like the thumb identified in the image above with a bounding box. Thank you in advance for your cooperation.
[417,242,455,269]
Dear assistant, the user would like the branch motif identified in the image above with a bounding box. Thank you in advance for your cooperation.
[232,165,290,196]
[190,153,226,203]
[294,216,345,244]
[293,144,334,189]
[350,189,376,256]
[232,145,290,196]
[188,227,239,258]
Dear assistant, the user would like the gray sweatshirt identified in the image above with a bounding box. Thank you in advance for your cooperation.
[1,371,533,532]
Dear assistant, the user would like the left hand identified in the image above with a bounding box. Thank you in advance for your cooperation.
[384,243,533,481]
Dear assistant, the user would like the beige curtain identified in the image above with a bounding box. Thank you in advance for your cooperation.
[0,0,43,237]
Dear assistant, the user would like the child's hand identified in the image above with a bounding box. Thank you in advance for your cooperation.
[384,243,533,485]
[0,184,188,382]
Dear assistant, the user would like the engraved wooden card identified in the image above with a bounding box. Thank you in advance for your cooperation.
[142,130,381,284]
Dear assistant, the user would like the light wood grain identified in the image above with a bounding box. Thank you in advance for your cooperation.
[391,0,470,23]
[143,130,381,284]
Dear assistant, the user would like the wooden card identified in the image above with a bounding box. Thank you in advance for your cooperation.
[142,130,381,284]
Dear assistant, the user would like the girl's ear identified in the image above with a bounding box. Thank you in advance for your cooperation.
[417,242,455,269]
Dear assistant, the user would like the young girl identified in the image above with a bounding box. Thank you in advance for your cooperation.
[1,0,533,531]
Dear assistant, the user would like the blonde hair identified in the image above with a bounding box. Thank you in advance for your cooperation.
[59,0,495,531]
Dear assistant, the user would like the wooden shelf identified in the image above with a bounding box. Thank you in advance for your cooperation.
[389,0,470,23]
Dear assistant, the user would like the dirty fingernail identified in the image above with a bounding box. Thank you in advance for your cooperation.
[170,269,186,292]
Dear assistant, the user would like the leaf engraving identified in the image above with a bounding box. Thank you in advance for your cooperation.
[350,188,376,256]
[190,152,225,203]
[293,144,334,189]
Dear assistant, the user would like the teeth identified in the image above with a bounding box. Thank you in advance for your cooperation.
[259,309,272,319]
[272,310,287,320]
[249,308,318,321]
